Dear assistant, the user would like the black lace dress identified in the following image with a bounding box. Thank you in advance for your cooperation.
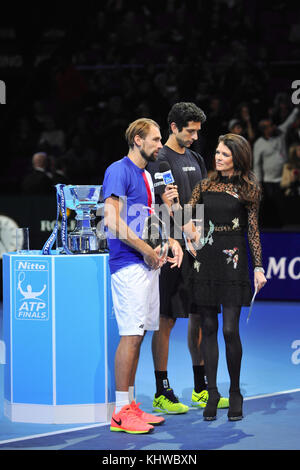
[187,175,263,309]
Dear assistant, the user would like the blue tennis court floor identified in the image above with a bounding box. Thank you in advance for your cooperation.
[0,301,300,451]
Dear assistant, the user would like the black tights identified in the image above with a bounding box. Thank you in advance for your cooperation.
[201,306,242,393]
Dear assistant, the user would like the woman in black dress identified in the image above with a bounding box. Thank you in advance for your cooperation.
[166,133,267,421]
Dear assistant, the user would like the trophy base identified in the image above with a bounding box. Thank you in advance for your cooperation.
[67,232,108,254]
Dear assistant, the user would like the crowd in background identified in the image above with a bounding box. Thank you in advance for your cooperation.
[1,0,300,228]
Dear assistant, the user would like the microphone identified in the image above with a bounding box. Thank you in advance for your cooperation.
[159,161,178,204]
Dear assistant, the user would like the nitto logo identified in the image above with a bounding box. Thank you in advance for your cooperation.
[0,80,5,104]
[14,260,49,321]
[17,261,46,270]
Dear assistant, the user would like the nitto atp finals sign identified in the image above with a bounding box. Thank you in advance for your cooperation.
[13,259,50,320]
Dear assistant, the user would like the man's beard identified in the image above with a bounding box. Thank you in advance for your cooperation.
[176,136,190,148]
[141,148,157,163]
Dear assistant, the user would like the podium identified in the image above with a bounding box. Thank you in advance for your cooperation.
[2,252,119,424]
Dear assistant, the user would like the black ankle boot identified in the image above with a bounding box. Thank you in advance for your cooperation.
[228,390,243,421]
[203,389,220,421]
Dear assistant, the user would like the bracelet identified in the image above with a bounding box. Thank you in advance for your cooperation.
[254,267,265,274]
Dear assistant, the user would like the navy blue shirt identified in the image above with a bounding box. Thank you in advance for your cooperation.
[147,146,207,205]
[147,146,207,242]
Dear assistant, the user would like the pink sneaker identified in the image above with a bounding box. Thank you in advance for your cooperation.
[130,401,165,425]
[110,404,154,434]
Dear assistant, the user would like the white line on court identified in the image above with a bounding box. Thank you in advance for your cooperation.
[243,388,300,400]
[0,388,299,446]
[0,422,109,446]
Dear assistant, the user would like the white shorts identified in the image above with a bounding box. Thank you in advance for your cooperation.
[111,263,160,336]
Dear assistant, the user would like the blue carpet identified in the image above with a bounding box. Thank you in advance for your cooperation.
[1,301,300,450]
[0,391,299,450]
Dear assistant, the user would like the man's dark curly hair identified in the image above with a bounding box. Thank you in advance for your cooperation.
[167,102,206,132]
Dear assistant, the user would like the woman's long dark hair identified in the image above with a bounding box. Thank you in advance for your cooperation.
[209,133,261,202]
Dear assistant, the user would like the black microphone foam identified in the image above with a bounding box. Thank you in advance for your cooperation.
[159,161,171,173]
[158,161,178,203]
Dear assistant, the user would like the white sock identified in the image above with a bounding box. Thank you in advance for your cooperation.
[128,386,135,403]
[115,391,129,414]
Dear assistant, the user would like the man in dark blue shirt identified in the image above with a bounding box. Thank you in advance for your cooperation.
[147,102,229,414]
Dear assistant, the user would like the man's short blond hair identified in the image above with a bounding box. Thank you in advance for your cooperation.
[125,118,160,149]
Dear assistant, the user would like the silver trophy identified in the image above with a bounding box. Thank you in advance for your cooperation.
[63,185,107,254]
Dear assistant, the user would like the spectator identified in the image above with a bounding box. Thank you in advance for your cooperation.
[21,152,54,194]
[234,102,256,143]
[280,142,300,225]
[286,114,300,149]
[51,156,71,185]
[271,92,292,126]
[228,119,243,135]
[253,107,299,226]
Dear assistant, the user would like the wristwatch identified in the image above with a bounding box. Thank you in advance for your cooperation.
[254,267,265,274]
